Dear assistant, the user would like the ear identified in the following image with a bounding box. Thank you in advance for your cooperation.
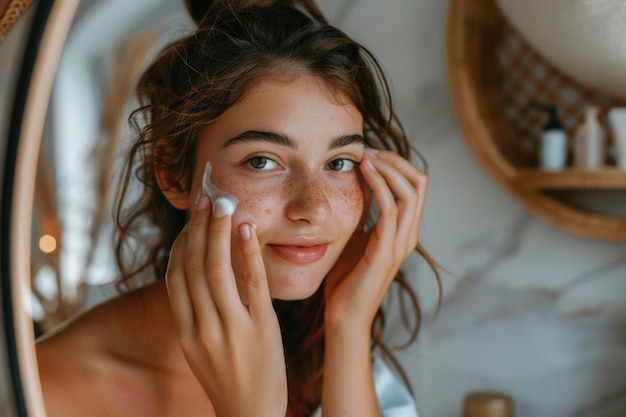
[154,146,190,211]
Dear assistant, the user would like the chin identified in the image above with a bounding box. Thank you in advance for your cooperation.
[267,268,326,301]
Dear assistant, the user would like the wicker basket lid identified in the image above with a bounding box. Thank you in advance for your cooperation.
[463,391,513,417]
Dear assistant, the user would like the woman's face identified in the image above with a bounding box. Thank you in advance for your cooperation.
[187,75,366,301]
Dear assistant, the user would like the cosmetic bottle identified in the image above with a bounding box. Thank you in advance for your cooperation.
[574,106,606,169]
[607,108,626,170]
[529,103,568,170]
[463,391,514,417]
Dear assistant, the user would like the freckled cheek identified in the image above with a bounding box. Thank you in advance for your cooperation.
[237,192,286,223]
[210,173,364,231]
[211,175,287,224]
[333,184,365,229]
[232,181,364,225]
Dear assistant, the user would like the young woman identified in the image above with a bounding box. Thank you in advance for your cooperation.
[36,1,440,416]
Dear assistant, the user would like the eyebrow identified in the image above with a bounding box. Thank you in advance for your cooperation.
[222,130,364,150]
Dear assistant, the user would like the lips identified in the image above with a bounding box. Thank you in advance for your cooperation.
[268,238,329,263]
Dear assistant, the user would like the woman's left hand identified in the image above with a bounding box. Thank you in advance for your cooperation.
[324,149,427,332]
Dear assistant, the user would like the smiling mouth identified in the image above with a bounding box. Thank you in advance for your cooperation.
[268,243,328,263]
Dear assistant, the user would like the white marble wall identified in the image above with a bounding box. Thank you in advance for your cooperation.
[321,1,626,416]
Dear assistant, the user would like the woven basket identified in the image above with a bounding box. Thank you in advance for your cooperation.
[446,0,626,242]
[0,0,34,42]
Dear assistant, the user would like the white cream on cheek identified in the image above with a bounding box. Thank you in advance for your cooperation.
[202,161,258,229]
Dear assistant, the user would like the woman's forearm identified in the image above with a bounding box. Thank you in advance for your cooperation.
[321,324,380,417]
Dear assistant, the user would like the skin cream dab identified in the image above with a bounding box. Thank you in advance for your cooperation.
[202,161,239,212]
[202,160,258,228]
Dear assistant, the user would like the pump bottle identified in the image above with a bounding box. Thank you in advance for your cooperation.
[530,103,568,171]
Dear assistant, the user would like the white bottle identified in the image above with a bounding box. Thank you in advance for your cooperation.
[574,106,606,169]
[607,108,626,170]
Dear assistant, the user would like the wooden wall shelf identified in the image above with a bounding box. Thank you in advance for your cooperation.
[513,169,626,190]
[445,0,626,242]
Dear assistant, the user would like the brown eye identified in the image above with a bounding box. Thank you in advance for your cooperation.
[328,158,355,172]
[246,157,277,170]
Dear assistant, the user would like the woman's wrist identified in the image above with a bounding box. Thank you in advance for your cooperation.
[322,317,379,417]
[324,305,375,340]
[324,317,371,354]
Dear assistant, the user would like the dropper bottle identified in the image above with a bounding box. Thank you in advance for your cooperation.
[529,102,568,171]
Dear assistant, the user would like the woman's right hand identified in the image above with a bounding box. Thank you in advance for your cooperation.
[165,192,287,417]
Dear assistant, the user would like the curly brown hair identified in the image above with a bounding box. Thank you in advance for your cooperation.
[114,1,441,415]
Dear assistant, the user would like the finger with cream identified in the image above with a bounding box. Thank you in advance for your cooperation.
[202,161,257,228]
[202,161,239,212]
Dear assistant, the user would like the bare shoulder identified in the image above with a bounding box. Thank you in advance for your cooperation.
[36,297,124,417]
[35,282,201,417]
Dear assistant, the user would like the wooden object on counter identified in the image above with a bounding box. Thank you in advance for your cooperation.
[463,391,514,417]
[445,0,626,242]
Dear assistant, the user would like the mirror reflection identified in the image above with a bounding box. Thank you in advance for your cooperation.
[18,0,626,416]
[32,1,432,417]
[31,0,190,332]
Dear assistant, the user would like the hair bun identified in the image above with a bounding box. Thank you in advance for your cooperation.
[184,0,326,26]
[183,0,215,25]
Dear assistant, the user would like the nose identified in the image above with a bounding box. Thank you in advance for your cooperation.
[285,171,331,224]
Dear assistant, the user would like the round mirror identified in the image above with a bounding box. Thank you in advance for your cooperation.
[2,1,78,416]
[5,0,626,416]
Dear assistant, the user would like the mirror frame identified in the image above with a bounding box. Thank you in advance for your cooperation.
[2,0,79,415]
